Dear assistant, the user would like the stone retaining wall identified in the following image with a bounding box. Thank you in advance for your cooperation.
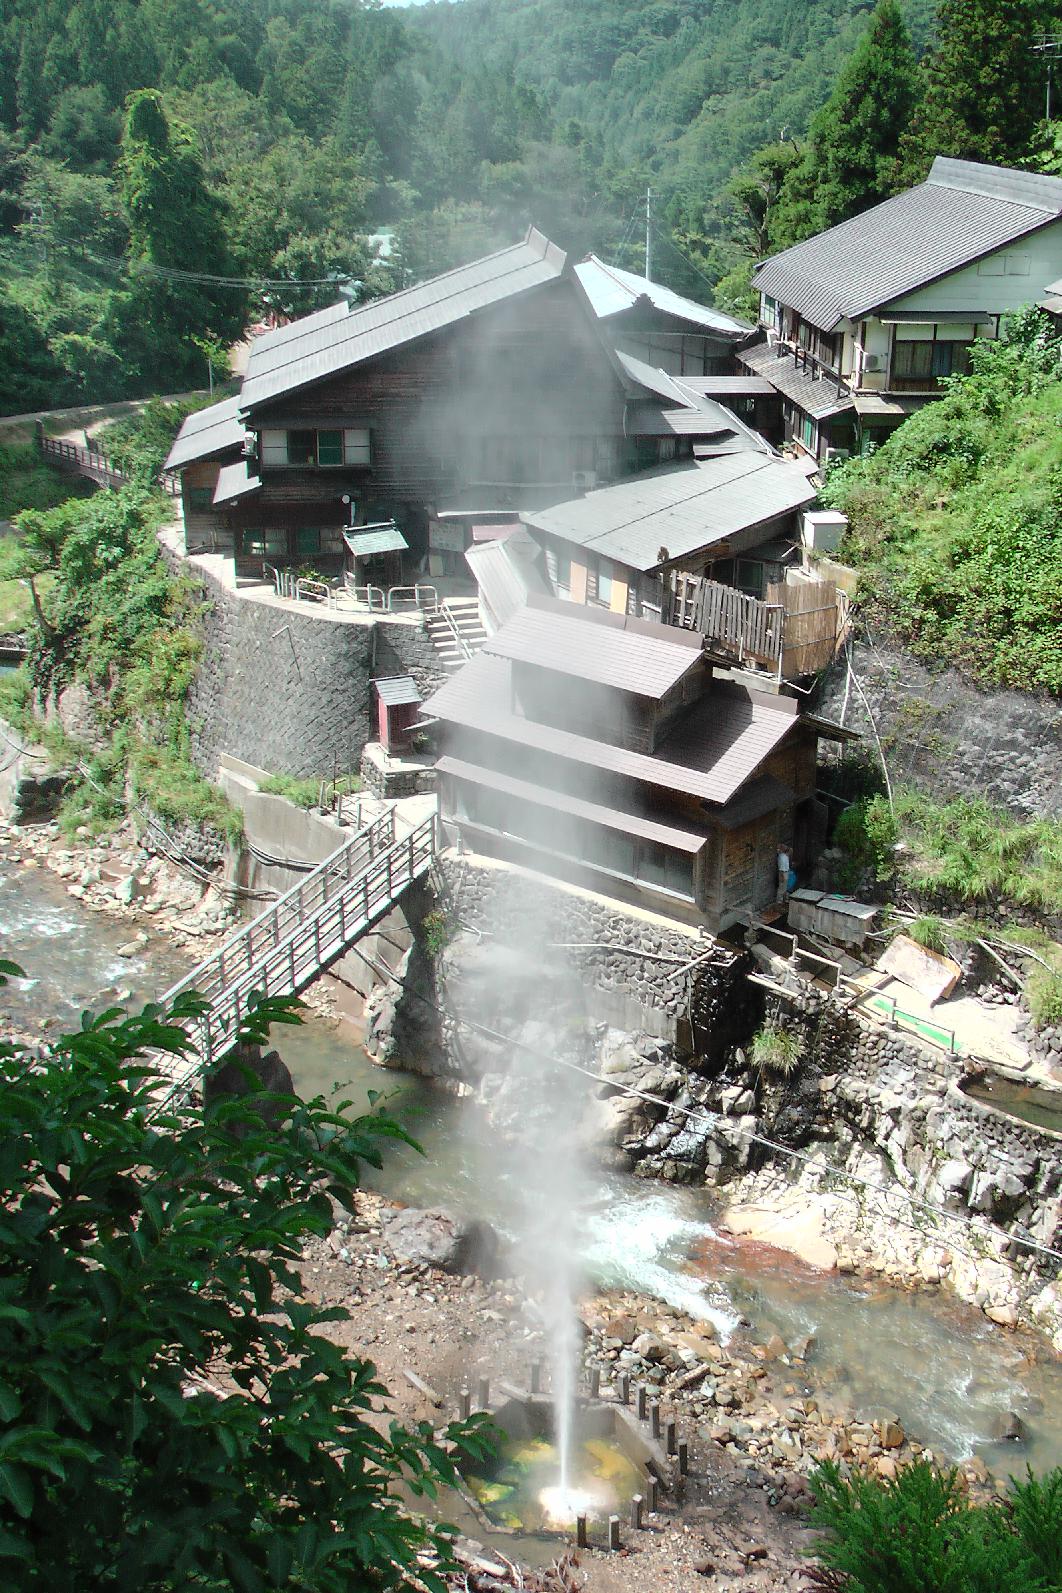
[179,560,445,782]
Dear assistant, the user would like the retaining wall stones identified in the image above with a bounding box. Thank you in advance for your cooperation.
[815,635,1062,819]
[181,562,445,782]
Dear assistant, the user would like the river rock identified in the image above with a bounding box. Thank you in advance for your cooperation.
[990,1410,1027,1442]
[879,1420,905,1449]
[381,1206,503,1277]
[985,1302,1019,1328]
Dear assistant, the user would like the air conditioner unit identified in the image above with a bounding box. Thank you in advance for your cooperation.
[571,470,597,491]
[863,354,882,372]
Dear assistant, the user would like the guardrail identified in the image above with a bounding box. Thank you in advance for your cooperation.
[38,432,180,496]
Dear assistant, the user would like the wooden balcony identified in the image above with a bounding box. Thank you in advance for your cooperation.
[667,572,848,680]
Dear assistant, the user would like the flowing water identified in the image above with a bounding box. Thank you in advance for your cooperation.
[8,861,1062,1482]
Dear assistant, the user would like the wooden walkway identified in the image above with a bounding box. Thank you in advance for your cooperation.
[155,808,435,1103]
[38,432,179,496]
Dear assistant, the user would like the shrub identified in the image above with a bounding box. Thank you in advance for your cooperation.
[907,915,947,955]
[422,909,454,957]
[834,795,898,889]
[259,772,362,810]
[750,1021,803,1077]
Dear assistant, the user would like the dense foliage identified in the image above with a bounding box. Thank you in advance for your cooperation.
[804,1459,1062,1592]
[0,974,490,1587]
[823,311,1062,694]
[9,484,240,839]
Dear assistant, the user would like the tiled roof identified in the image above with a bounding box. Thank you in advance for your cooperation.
[753,157,1062,333]
[483,600,703,698]
[464,530,549,632]
[212,460,260,504]
[436,756,709,852]
[374,675,421,707]
[575,255,750,335]
[165,396,246,470]
[739,343,855,421]
[240,228,567,410]
[521,453,815,572]
[423,652,800,806]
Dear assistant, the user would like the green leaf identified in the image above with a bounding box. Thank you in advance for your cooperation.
[0,1462,33,1519]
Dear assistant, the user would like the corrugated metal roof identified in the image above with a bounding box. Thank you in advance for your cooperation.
[212,460,261,504]
[713,774,794,829]
[679,376,778,397]
[240,228,567,411]
[343,524,408,556]
[739,344,855,421]
[165,396,246,470]
[465,532,549,632]
[522,453,815,572]
[753,157,1062,333]
[483,602,703,698]
[423,653,799,806]
[575,256,750,336]
[374,675,421,707]
[437,755,709,853]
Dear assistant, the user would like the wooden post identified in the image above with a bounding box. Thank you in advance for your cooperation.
[608,1516,621,1551]
[650,1402,661,1439]
[589,1367,600,1399]
[636,1385,647,1420]
[476,1376,490,1409]
[665,1419,677,1456]
[646,1475,659,1513]
[630,1494,644,1531]
[678,1440,689,1476]
[530,1360,542,1394]
[458,1387,471,1420]
[619,1372,630,1405]
[576,1514,588,1549]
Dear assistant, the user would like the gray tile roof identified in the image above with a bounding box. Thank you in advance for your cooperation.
[575,255,751,336]
[165,396,246,470]
[464,530,549,632]
[739,343,855,421]
[679,376,778,397]
[374,675,421,707]
[483,600,703,698]
[213,460,261,504]
[753,157,1062,333]
[423,652,800,806]
[521,453,815,573]
[436,755,709,852]
[240,228,567,411]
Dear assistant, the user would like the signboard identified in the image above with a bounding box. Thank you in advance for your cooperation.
[429,521,467,554]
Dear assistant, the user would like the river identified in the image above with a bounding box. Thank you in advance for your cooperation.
[6,855,1062,1479]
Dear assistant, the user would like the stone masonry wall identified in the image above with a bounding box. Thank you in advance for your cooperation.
[183,563,445,782]
[815,635,1062,819]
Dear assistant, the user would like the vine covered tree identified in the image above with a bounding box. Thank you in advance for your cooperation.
[771,0,918,249]
[0,973,491,1588]
[898,0,1050,179]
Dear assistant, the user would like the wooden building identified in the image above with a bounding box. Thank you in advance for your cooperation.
[167,230,772,582]
[574,254,751,376]
[424,596,848,930]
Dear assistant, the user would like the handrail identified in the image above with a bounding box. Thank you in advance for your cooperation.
[294,577,334,607]
[386,584,439,612]
[40,433,180,496]
[432,599,476,660]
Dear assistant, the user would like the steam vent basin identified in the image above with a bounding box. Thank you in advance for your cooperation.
[424,594,853,933]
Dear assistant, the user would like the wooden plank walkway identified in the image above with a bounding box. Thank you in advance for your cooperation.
[154,808,436,1104]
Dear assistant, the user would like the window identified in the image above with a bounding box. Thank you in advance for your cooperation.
[344,428,371,465]
[737,560,765,599]
[556,548,571,594]
[316,430,343,466]
[241,529,288,559]
[296,527,321,556]
[597,559,613,606]
[185,486,214,512]
[287,430,316,466]
[891,338,973,389]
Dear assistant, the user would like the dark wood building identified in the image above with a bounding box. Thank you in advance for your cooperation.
[425,596,846,931]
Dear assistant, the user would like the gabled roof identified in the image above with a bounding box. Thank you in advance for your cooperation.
[165,395,246,470]
[465,528,550,633]
[753,157,1062,333]
[522,453,816,573]
[240,227,567,411]
[576,255,750,336]
[213,459,260,504]
[617,350,775,447]
[423,652,799,807]
[482,597,703,699]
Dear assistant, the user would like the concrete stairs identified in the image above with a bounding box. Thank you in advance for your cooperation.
[425,596,488,673]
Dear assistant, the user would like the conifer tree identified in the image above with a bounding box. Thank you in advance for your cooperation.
[898,0,1049,179]
[771,0,918,250]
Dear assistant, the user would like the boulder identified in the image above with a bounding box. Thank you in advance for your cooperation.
[381,1206,503,1277]
[990,1410,1027,1443]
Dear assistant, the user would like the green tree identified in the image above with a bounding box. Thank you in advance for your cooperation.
[898,0,1050,179]
[723,139,803,260]
[771,0,918,249]
[0,972,491,1587]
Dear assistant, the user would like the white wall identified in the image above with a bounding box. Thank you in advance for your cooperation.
[884,217,1062,315]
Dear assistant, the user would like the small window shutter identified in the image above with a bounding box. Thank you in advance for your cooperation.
[260,430,287,466]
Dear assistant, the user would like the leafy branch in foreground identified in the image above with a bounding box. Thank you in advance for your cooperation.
[0,973,492,1590]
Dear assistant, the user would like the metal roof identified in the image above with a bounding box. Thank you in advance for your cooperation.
[165,396,246,470]
[617,352,775,449]
[212,460,261,504]
[753,157,1062,333]
[739,343,856,421]
[575,256,750,336]
[374,675,421,707]
[679,376,778,397]
[343,524,408,556]
[240,228,567,411]
[713,774,795,830]
[465,531,549,633]
[522,453,815,573]
[483,601,703,698]
[437,755,709,853]
[423,653,802,807]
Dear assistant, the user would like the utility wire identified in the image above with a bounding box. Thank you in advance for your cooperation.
[28,228,356,292]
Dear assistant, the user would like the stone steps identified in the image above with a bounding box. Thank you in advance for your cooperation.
[424,598,488,674]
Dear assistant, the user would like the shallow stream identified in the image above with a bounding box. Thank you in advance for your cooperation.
[6,859,1062,1480]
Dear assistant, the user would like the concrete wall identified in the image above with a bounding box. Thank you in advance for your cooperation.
[184,561,444,782]
[815,635,1062,819]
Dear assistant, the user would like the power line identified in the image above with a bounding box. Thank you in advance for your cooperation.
[28,226,357,292]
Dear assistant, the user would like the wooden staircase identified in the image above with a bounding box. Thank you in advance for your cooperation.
[424,596,488,673]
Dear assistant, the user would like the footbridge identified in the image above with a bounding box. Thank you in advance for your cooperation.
[155,807,435,1103]
[37,428,179,495]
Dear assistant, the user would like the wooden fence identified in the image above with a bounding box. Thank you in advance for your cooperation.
[668,572,845,680]
[38,430,179,496]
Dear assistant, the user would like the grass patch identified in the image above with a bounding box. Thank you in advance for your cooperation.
[749,1022,803,1078]
[258,772,362,810]
[893,791,1062,916]
[906,915,948,955]
[0,441,93,521]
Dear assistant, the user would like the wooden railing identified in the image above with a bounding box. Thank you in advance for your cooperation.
[37,431,180,496]
[668,572,847,680]
[155,809,436,1100]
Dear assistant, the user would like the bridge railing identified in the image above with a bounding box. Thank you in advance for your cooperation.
[38,432,180,496]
